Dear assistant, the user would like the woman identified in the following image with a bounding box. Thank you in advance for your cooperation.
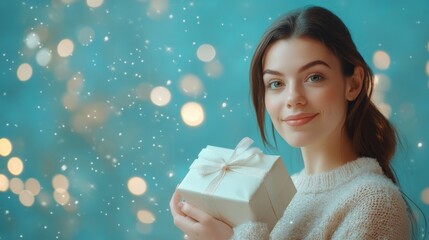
[170,6,411,239]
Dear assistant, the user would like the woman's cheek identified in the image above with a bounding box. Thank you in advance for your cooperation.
[312,87,348,119]
[265,102,275,121]
[313,87,343,106]
[265,95,282,119]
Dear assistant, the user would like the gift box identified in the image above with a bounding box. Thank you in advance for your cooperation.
[177,137,296,230]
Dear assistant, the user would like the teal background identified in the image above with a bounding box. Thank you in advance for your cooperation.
[0,0,428,239]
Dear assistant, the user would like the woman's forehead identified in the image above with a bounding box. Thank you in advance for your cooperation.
[263,37,340,72]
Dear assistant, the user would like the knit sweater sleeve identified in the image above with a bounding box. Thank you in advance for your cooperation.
[230,221,269,240]
[333,179,410,240]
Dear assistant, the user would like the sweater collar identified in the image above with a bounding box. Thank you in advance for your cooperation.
[292,157,384,193]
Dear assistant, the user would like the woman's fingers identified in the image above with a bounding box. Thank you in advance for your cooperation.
[169,189,185,218]
[170,190,199,235]
[180,201,211,224]
[170,188,210,224]
[173,211,198,233]
[170,190,233,240]
[179,202,233,240]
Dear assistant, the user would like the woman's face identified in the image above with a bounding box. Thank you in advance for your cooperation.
[263,37,352,148]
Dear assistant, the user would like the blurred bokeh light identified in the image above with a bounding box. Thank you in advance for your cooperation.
[0,0,428,239]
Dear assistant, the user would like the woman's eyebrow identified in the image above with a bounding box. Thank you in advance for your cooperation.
[263,69,283,76]
[298,60,331,73]
[263,60,331,77]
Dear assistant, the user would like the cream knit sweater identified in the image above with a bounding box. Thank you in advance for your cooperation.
[232,157,410,240]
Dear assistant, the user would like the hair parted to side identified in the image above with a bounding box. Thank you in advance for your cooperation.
[250,6,398,184]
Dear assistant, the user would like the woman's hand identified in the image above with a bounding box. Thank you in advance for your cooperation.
[170,189,233,240]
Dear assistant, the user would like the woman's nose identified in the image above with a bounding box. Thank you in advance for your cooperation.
[286,83,306,108]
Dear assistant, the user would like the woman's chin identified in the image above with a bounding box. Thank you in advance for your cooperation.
[281,135,311,148]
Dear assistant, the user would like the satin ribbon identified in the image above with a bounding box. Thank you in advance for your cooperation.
[190,137,267,194]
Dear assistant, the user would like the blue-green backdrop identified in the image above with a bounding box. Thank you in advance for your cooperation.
[0,0,428,239]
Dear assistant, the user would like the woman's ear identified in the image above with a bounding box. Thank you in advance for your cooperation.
[346,66,364,101]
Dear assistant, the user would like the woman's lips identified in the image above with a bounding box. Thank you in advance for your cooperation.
[284,113,319,127]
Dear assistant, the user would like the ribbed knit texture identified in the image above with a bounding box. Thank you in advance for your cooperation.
[232,157,410,240]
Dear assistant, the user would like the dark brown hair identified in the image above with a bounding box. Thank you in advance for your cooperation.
[250,6,398,183]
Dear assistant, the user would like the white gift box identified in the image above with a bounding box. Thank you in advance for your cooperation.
[177,137,296,230]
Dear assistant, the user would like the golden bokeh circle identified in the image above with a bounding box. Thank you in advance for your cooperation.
[127,177,147,196]
[137,209,156,224]
[0,138,13,156]
[8,157,24,175]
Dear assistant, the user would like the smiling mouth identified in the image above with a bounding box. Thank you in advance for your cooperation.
[284,113,319,127]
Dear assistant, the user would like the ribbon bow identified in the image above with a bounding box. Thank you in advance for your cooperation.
[190,137,266,194]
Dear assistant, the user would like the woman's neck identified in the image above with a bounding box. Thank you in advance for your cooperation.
[301,130,357,175]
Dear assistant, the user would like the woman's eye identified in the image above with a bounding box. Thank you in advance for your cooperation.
[306,74,324,83]
[267,80,283,89]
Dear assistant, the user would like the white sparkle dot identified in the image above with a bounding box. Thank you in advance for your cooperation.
[417,142,423,148]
